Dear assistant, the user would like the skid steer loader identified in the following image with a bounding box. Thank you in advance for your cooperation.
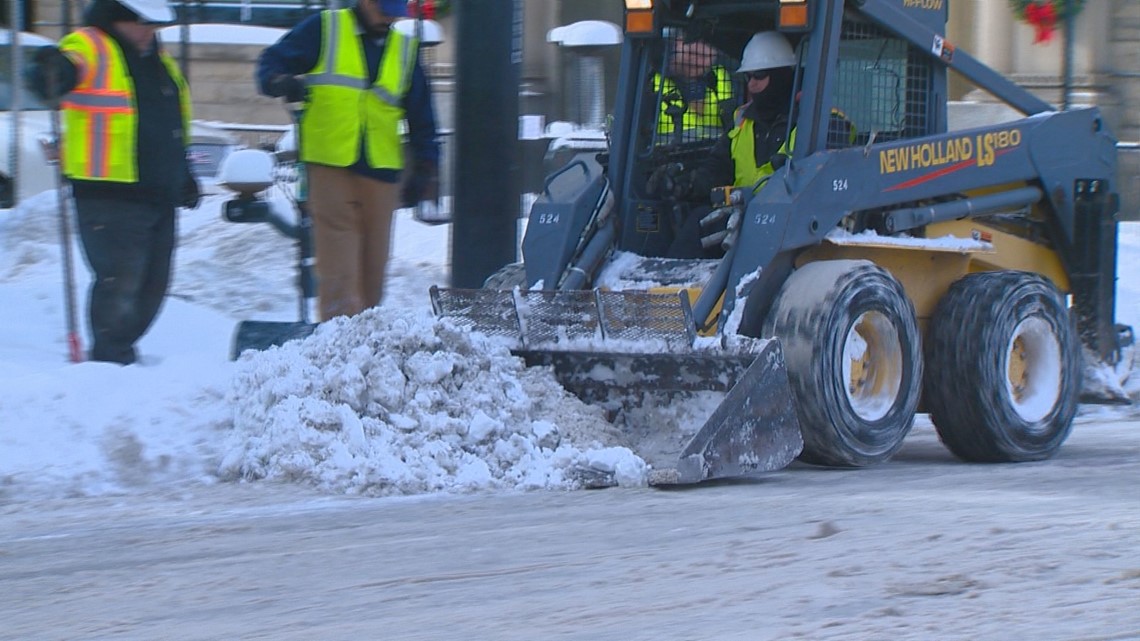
[432,0,1132,484]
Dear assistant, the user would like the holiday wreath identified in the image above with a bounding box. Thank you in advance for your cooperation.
[408,0,452,20]
[1008,0,1085,44]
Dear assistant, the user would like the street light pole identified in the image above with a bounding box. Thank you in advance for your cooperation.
[1061,5,1075,110]
[451,0,523,287]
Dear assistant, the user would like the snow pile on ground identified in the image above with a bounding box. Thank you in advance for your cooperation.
[219,307,649,495]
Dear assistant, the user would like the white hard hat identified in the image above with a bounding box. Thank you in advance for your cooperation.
[737,31,795,74]
[118,0,175,24]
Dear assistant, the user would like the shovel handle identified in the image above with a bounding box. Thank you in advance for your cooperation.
[49,82,85,364]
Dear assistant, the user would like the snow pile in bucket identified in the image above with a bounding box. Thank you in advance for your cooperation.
[219,308,649,495]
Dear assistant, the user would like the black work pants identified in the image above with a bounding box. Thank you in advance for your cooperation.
[75,197,176,365]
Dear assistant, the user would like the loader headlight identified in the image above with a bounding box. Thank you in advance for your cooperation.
[778,0,811,31]
[624,0,655,34]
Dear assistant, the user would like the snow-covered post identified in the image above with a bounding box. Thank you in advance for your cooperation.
[546,20,622,130]
[7,12,24,204]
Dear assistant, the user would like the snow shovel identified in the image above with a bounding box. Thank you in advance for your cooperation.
[226,193,317,359]
[228,106,319,359]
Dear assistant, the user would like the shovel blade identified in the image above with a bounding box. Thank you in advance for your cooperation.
[231,320,318,359]
[663,339,803,484]
[523,340,803,486]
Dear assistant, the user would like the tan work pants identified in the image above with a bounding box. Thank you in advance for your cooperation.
[305,163,400,321]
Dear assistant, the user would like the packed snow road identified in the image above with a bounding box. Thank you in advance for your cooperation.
[2,414,1139,641]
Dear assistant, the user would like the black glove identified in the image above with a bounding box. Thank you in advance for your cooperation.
[24,46,77,102]
[268,74,307,103]
[179,175,201,209]
[401,160,439,208]
[768,152,788,172]
[646,162,690,200]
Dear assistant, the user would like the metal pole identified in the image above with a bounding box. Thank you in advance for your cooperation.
[179,0,191,83]
[451,0,522,287]
[8,1,24,202]
[1061,4,1075,110]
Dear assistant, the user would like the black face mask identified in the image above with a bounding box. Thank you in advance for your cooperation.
[751,66,795,117]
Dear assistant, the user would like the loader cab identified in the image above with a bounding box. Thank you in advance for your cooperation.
[612,9,946,258]
[614,27,751,256]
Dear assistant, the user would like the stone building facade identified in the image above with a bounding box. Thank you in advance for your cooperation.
[23,0,1140,215]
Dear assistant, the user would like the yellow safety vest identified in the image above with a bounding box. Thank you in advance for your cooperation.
[729,106,856,188]
[302,9,418,169]
[59,28,190,182]
[728,106,783,188]
[655,67,732,138]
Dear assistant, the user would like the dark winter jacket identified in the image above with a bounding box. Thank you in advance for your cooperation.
[688,67,796,198]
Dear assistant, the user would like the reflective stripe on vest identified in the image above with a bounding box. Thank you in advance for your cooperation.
[301,9,417,169]
[654,67,732,137]
[59,28,190,182]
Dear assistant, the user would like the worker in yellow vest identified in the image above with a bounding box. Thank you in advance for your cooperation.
[653,36,734,143]
[25,0,199,365]
[257,0,440,321]
[648,32,855,258]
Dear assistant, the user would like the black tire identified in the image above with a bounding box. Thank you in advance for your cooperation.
[482,262,528,290]
[763,260,923,467]
[924,271,1080,462]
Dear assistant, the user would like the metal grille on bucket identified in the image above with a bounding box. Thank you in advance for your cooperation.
[431,287,697,350]
[429,286,520,340]
[595,290,695,347]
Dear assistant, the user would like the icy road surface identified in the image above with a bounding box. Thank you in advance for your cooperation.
[2,414,1138,641]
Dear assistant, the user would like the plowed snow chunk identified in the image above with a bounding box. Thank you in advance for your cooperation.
[220,307,649,495]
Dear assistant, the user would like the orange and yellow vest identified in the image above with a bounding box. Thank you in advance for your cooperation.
[301,9,418,169]
[59,28,190,183]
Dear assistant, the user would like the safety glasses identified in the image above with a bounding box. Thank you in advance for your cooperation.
[743,70,770,82]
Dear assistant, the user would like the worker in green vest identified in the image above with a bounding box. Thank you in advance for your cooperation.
[653,35,734,143]
[257,0,440,321]
[25,0,198,365]
[648,31,854,258]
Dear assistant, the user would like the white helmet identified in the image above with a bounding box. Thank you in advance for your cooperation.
[737,31,795,74]
[118,0,175,23]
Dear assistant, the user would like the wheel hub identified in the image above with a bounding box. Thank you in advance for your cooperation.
[843,311,903,422]
[1005,317,1063,424]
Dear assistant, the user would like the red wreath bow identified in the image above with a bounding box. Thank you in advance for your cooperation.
[408,1,437,19]
[1024,1,1058,44]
